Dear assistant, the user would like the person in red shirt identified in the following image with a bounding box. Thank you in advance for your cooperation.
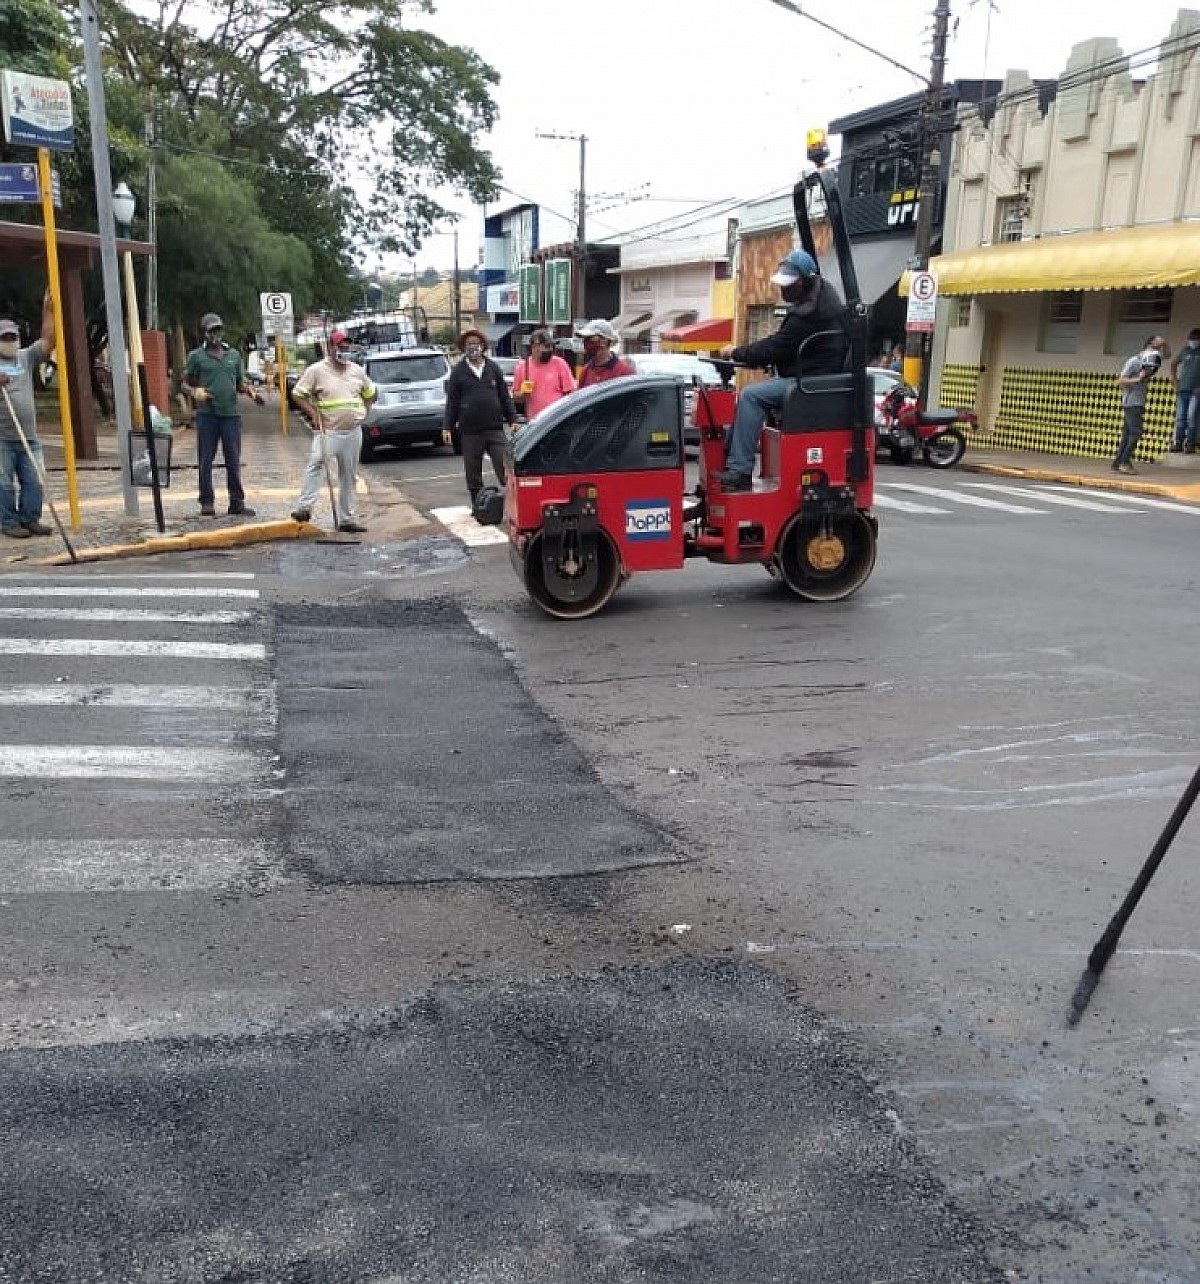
[575,319,634,389]
[513,329,576,419]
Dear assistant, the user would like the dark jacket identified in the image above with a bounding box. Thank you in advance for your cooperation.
[444,356,517,434]
[731,277,848,379]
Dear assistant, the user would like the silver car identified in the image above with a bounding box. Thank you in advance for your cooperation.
[360,347,452,462]
[625,353,726,449]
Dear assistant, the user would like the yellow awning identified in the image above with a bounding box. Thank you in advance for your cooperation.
[901,222,1200,296]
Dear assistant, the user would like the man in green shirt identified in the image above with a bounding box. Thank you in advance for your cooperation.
[181,312,263,516]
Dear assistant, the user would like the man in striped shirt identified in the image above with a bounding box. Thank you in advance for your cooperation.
[289,331,377,533]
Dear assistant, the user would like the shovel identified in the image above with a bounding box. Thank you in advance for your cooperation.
[1,384,78,563]
[311,409,359,545]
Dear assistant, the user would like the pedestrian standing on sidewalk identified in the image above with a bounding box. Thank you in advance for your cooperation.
[0,293,55,539]
[1112,335,1168,475]
[181,312,263,517]
[512,329,575,421]
[289,330,375,533]
[1168,328,1200,454]
[443,328,517,504]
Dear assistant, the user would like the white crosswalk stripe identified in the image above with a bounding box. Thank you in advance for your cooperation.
[963,482,1134,512]
[880,482,1046,514]
[0,573,283,893]
[431,504,509,546]
[873,492,951,515]
[1045,486,1200,516]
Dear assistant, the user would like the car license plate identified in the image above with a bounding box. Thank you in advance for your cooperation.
[396,390,423,404]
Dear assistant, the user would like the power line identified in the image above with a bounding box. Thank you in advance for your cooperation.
[765,0,930,84]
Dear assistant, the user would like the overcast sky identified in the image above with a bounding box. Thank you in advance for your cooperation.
[388,0,1185,274]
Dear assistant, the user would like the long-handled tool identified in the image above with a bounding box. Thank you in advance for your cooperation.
[315,408,340,528]
[1067,760,1200,1026]
[1,384,78,563]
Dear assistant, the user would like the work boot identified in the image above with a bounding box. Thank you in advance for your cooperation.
[290,506,311,523]
[200,503,216,517]
[21,520,52,536]
[1185,445,1197,455]
[714,469,753,491]
[1119,462,1138,474]
[227,504,256,517]
[1,525,31,539]
[338,519,367,534]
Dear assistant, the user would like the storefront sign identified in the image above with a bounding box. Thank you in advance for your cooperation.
[486,282,520,312]
[545,258,571,325]
[0,161,60,205]
[518,263,542,323]
[0,70,73,151]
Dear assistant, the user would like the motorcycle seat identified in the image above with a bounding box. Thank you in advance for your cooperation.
[915,408,961,426]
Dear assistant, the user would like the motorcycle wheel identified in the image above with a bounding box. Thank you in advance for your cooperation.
[888,442,915,465]
[922,427,966,469]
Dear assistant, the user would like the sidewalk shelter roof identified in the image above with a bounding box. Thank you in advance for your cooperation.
[660,317,733,352]
[911,221,1200,296]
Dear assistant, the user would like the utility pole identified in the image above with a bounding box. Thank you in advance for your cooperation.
[904,0,952,396]
[145,98,158,330]
[452,227,462,338]
[535,130,588,323]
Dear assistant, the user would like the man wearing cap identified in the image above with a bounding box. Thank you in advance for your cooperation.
[289,330,376,533]
[444,328,518,504]
[715,249,848,491]
[0,293,55,539]
[181,312,263,517]
[575,320,634,390]
[512,329,575,420]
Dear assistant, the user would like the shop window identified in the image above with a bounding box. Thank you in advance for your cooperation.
[1107,289,1173,356]
[995,196,1026,243]
[1039,291,1082,354]
[747,305,775,344]
[951,298,973,328]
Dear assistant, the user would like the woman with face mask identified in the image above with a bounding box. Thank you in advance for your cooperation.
[0,291,56,539]
[512,330,576,421]
[443,329,518,504]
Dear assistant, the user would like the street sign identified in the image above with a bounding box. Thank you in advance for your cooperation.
[259,291,293,337]
[906,271,938,333]
[0,162,60,206]
[518,264,542,324]
[0,70,73,151]
[544,258,572,325]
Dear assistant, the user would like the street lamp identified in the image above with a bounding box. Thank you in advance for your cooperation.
[112,182,136,237]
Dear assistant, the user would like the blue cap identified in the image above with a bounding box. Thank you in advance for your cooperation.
[771,250,819,285]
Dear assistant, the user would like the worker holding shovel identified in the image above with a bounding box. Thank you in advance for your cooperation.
[0,295,55,541]
[289,329,375,534]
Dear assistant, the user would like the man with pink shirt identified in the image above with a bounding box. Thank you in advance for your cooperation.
[512,329,575,420]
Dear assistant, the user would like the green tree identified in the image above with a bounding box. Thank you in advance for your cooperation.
[99,0,501,254]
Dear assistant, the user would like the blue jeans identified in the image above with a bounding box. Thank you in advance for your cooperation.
[725,376,793,476]
[0,436,43,529]
[1173,391,1198,449]
[195,412,245,508]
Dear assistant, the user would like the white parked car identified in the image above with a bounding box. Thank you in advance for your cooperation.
[625,353,726,448]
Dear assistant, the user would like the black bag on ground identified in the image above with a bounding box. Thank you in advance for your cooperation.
[472,485,504,526]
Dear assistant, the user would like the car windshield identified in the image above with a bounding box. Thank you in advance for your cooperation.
[367,355,448,385]
[493,357,519,373]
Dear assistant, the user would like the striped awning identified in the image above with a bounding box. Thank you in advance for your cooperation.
[906,222,1200,296]
[660,317,733,353]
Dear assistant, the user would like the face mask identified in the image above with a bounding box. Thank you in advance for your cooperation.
[334,348,351,363]
[536,348,552,364]
[0,340,18,361]
[206,330,223,346]
[582,337,601,360]
[1189,340,1199,350]
[465,344,482,359]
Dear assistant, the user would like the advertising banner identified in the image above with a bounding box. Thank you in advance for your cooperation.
[0,70,74,151]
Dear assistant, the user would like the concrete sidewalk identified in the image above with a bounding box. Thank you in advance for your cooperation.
[959,440,1200,501]
[9,401,433,565]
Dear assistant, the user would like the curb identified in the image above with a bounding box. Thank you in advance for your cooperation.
[961,460,1200,504]
[36,519,322,566]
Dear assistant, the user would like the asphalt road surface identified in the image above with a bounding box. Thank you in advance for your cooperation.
[0,452,1197,1282]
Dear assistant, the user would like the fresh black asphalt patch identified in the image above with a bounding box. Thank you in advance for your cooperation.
[275,600,676,883]
[0,961,1004,1283]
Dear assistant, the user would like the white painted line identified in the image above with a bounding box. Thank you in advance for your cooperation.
[0,572,257,580]
[0,586,259,599]
[964,483,1133,513]
[0,607,255,625]
[883,482,1044,514]
[0,744,261,780]
[0,684,258,709]
[1046,486,1200,515]
[0,838,286,893]
[430,505,509,547]
[0,639,266,660]
[873,492,951,515]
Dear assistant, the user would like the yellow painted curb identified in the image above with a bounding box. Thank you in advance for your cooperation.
[964,462,1200,504]
[36,520,321,566]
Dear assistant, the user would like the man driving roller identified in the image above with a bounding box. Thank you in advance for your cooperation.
[715,249,848,491]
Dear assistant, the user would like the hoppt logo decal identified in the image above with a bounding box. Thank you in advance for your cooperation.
[625,500,672,541]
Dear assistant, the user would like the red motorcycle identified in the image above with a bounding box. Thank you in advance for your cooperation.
[877,382,976,469]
